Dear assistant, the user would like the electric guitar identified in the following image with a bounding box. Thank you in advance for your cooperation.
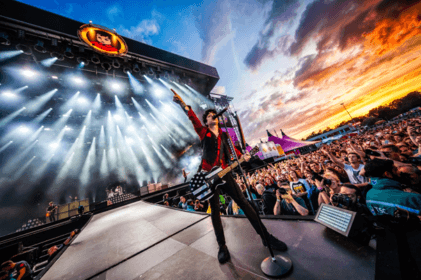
[190,146,259,202]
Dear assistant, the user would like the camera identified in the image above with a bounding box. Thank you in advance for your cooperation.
[324,179,332,186]
[311,172,323,181]
[277,188,287,195]
[365,149,381,157]
[331,193,353,208]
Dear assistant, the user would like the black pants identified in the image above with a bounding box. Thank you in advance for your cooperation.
[49,214,56,223]
[209,173,269,246]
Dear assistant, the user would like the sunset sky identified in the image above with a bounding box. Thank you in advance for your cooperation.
[19,0,421,144]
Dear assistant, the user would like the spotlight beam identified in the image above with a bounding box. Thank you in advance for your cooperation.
[0,141,13,154]
[0,50,24,62]
[14,156,36,180]
[0,107,26,128]
[33,108,52,124]
[25,89,57,113]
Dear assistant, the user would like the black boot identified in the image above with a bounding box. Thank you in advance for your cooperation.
[218,245,231,264]
[262,234,288,251]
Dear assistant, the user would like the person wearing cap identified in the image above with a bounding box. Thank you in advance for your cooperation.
[365,158,421,217]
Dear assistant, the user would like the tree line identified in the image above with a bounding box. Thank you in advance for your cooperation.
[302,91,421,140]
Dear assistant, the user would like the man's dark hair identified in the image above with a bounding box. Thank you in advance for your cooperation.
[96,30,112,39]
[381,144,400,153]
[347,152,361,159]
[341,183,363,203]
[202,109,217,126]
[364,158,394,178]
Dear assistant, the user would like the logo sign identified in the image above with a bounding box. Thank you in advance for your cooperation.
[78,24,128,57]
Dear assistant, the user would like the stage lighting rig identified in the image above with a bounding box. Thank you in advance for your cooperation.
[64,47,74,59]
[0,32,11,45]
[50,52,64,61]
[91,54,101,65]
[77,56,89,66]
[132,63,140,73]
[112,58,121,68]
[101,60,112,71]
[34,40,46,53]
[16,44,32,55]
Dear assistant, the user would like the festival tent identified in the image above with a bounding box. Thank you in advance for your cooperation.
[267,130,319,153]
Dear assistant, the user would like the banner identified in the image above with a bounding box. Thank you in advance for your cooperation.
[259,141,279,159]
[78,24,128,57]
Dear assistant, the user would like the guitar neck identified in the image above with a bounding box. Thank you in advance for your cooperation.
[217,158,245,178]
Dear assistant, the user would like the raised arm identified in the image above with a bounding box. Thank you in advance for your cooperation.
[321,146,344,169]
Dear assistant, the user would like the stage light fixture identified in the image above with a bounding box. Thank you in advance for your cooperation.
[49,142,59,149]
[34,40,46,53]
[101,61,112,71]
[77,56,89,66]
[77,97,88,104]
[113,114,122,121]
[64,126,72,131]
[125,137,134,145]
[0,33,10,45]
[16,44,32,55]
[91,54,101,64]
[51,52,64,61]
[2,91,15,98]
[123,66,131,74]
[21,69,36,78]
[64,47,74,59]
[127,125,135,131]
[111,82,122,90]
[73,76,84,85]
[133,63,140,73]
[52,76,58,79]
[19,126,30,133]
[112,59,121,68]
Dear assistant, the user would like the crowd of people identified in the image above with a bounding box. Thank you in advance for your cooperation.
[162,115,421,221]
[0,229,80,280]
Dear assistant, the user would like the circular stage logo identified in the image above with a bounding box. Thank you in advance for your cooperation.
[78,24,128,57]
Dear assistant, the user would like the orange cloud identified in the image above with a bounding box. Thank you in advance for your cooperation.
[363,3,421,56]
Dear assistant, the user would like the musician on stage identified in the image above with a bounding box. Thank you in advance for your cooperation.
[46,201,58,223]
[172,89,287,264]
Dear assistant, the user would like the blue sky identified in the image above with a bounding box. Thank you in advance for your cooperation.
[17,0,421,144]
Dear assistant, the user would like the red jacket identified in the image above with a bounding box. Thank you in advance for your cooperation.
[187,108,242,172]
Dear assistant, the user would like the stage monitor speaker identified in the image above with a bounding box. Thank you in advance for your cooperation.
[314,203,362,237]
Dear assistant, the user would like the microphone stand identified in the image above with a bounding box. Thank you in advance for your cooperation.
[218,113,292,277]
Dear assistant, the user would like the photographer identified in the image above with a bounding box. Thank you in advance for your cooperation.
[273,183,309,216]
[364,158,421,217]
[331,184,370,215]
[313,168,342,206]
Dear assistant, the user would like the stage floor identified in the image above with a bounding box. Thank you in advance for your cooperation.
[41,201,376,280]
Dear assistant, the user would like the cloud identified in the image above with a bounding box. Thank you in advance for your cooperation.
[107,5,123,23]
[244,35,294,70]
[119,19,160,44]
[193,0,232,64]
[244,0,300,70]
